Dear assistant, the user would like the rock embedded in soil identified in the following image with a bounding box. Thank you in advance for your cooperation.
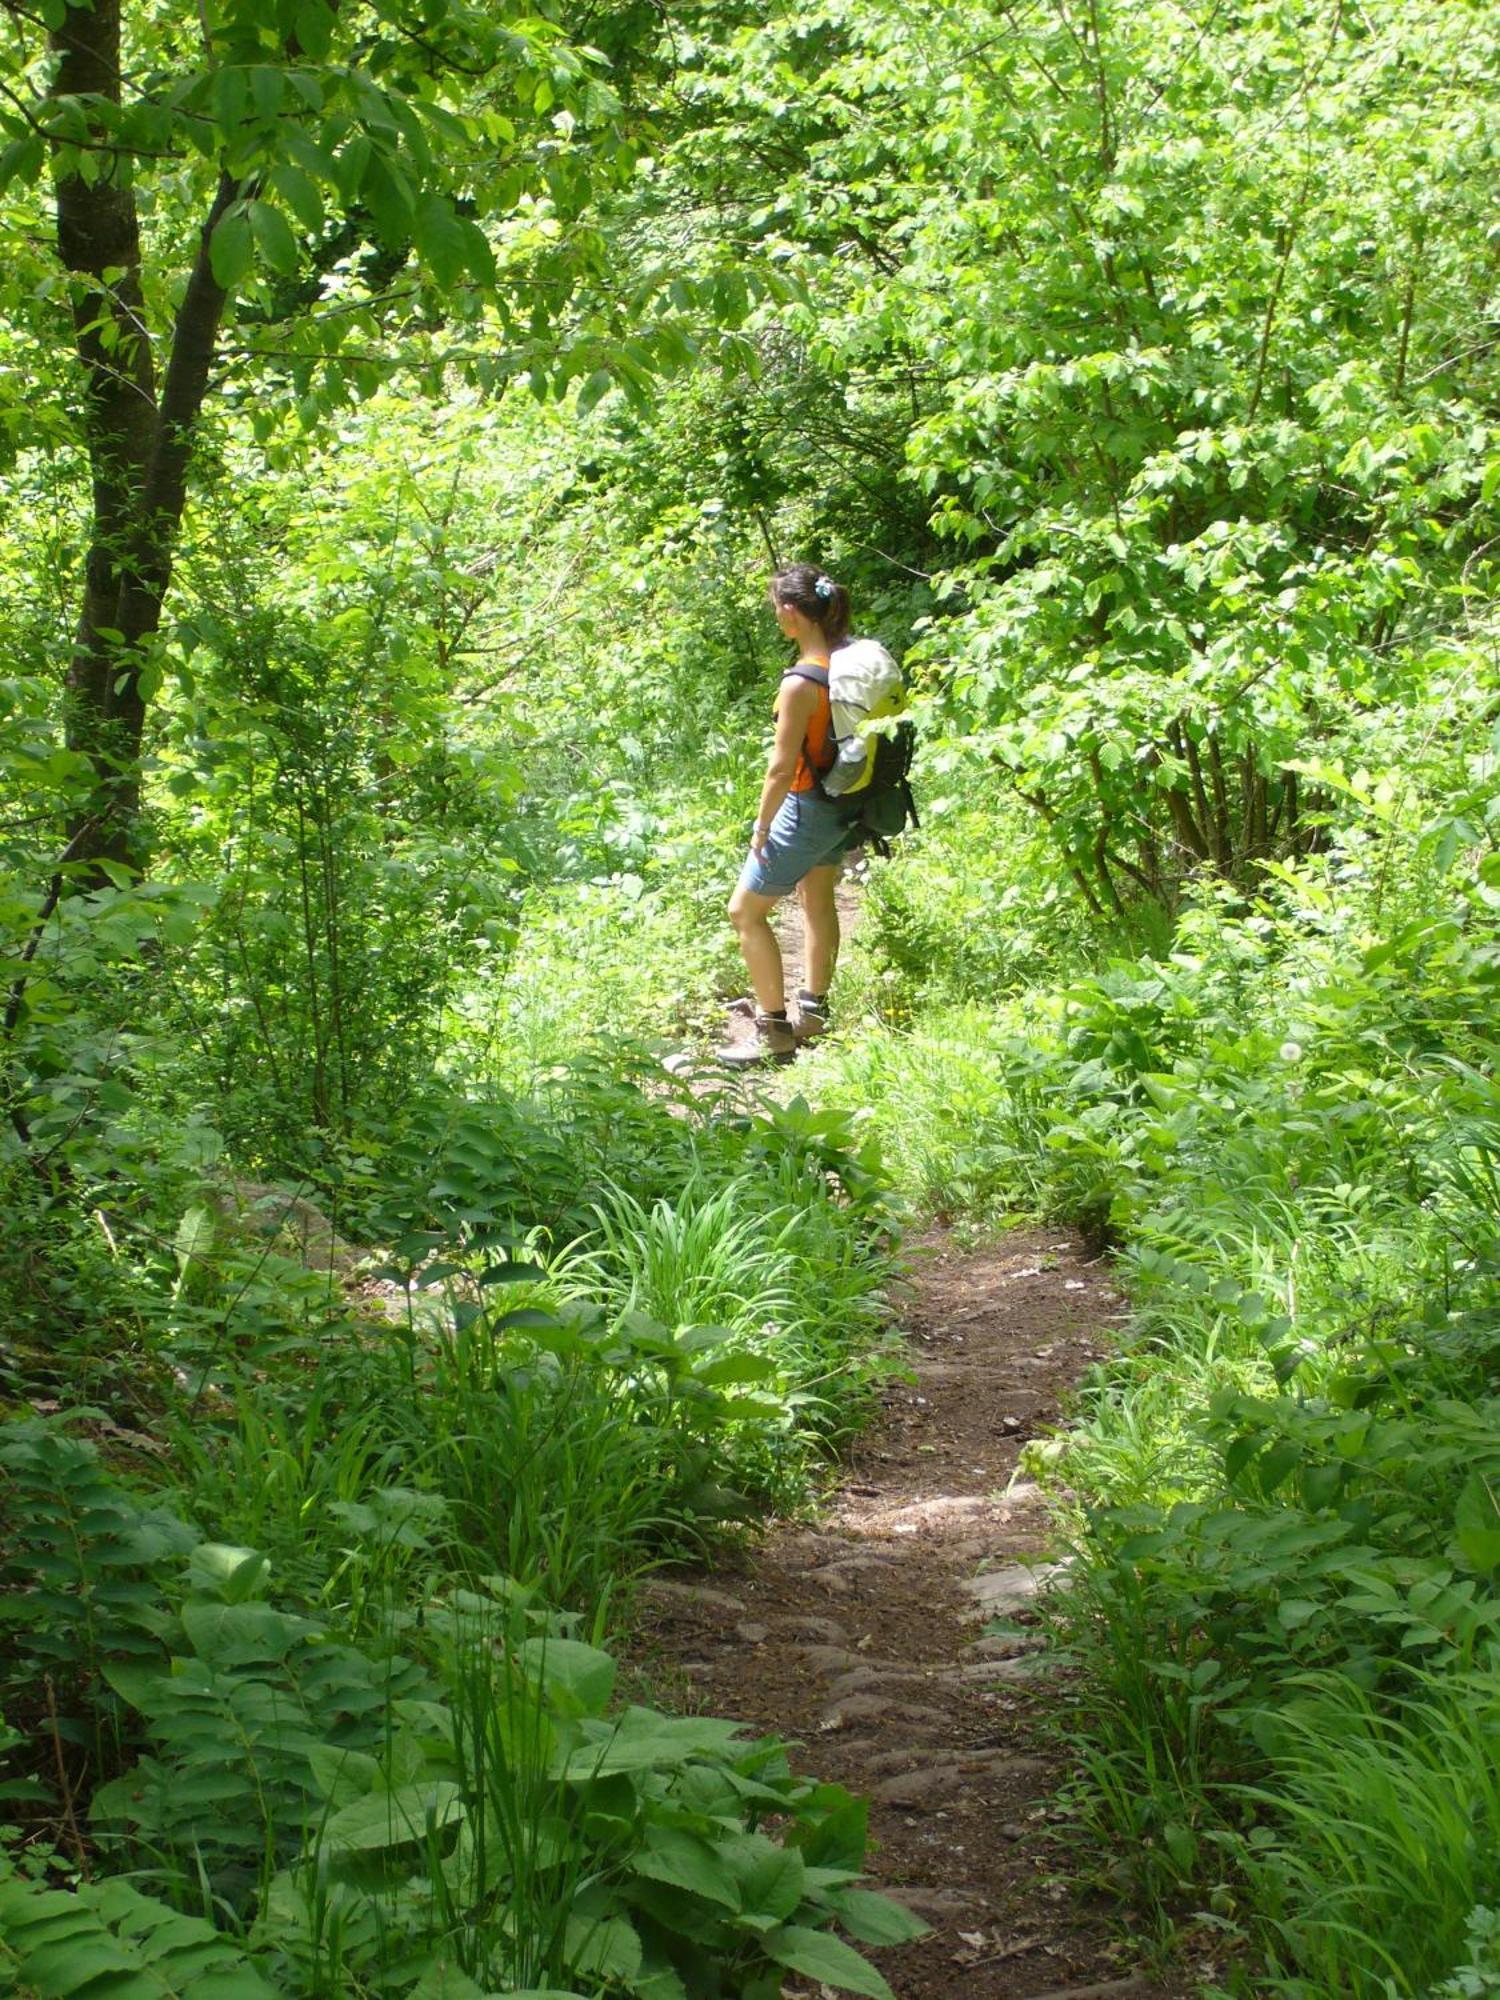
[964,1559,1068,1617]
[638,1578,746,1617]
[817,1692,952,1734]
[967,1630,1048,1660]
[871,1753,1048,1809]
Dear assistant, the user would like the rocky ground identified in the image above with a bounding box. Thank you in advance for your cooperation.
[637,1229,1204,2000]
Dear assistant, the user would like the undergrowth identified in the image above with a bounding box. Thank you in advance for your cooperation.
[0,1056,912,2000]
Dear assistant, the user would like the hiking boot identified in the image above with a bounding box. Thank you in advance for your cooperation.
[716,1007,798,1067]
[795,991,831,1042]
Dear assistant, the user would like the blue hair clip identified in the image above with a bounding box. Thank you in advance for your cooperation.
[814,575,834,600]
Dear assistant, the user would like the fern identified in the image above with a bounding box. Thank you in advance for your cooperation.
[0,1868,278,1998]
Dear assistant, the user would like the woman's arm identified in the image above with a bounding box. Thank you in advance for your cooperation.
[751,678,820,855]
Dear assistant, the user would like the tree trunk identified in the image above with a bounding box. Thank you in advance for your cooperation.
[49,0,235,874]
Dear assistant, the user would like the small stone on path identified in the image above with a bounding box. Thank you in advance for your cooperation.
[964,1560,1067,1617]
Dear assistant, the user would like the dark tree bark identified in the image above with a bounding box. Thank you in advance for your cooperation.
[48,0,237,873]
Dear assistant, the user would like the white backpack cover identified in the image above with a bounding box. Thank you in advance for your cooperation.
[823,638,903,796]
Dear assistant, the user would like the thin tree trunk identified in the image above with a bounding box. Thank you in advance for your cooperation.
[1092,828,1126,916]
[1205,734,1231,863]
[1164,785,1209,862]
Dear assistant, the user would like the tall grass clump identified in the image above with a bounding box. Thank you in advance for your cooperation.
[1242,1672,1500,1998]
[559,1175,805,1333]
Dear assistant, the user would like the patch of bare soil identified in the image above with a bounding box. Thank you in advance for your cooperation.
[637,1230,1201,2000]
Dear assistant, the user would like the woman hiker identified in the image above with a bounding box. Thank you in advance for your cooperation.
[718,563,856,1066]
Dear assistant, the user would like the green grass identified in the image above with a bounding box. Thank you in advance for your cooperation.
[1238,1672,1500,1997]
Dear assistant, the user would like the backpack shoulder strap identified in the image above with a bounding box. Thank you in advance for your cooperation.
[781,661,829,688]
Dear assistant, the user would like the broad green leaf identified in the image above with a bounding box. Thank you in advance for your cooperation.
[631,1826,742,1909]
[180,1598,308,1665]
[270,162,325,232]
[248,200,300,275]
[407,1964,488,2000]
[248,67,285,119]
[514,1636,616,1715]
[829,1888,931,1946]
[320,1780,465,1852]
[764,1923,896,2000]
[293,0,336,57]
[99,1661,162,1712]
[693,1351,779,1388]
[1456,1473,1500,1573]
[0,133,46,190]
[576,369,613,416]
[477,1260,549,1286]
[208,209,254,290]
[564,1913,641,1982]
[559,1709,745,1778]
[724,1832,804,1920]
[459,217,497,288]
[414,191,469,290]
[633,1965,690,2000]
[792,1788,869,1871]
[361,149,415,242]
[306,1742,381,1805]
[185,1543,268,1603]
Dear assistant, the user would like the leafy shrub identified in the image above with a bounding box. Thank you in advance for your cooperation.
[852,790,1080,1014]
[803,1008,1049,1223]
[257,1589,926,2000]
[92,1590,429,1914]
[65,1555,924,2000]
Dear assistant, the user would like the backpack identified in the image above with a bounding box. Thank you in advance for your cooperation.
[819,638,919,851]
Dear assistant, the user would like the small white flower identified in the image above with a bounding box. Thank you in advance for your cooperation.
[1279,1040,1303,1063]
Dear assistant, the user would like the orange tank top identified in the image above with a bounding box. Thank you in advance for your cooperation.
[779,661,834,793]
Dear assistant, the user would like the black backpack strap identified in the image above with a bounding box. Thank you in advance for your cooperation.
[781,664,834,780]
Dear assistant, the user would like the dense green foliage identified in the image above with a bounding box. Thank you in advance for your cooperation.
[2,0,1498,1993]
[0,1080,911,1997]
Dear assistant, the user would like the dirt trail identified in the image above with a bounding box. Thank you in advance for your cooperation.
[638,1230,1195,2000]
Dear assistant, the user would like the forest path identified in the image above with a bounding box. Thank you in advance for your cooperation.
[636,1229,1194,2000]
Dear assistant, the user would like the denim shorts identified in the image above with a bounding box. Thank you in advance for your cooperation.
[737,787,854,899]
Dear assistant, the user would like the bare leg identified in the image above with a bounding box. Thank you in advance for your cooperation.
[729,885,786,1012]
[798,864,840,996]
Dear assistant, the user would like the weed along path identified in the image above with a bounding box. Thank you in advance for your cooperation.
[638,1229,1191,2000]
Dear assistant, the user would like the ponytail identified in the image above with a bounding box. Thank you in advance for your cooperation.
[770,563,851,645]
